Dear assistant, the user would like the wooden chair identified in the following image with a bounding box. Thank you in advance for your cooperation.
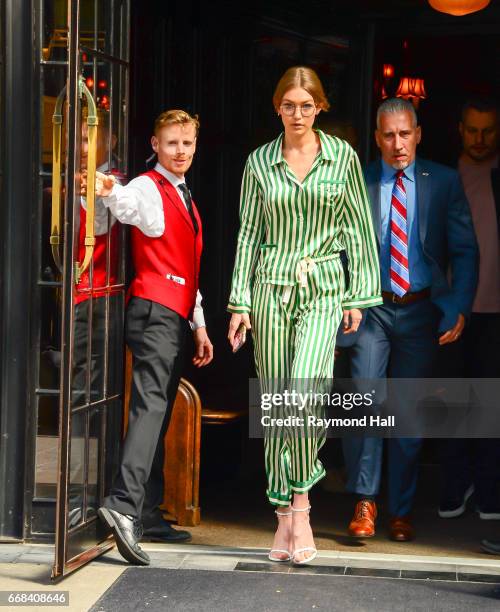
[161,378,201,526]
[201,407,247,425]
[123,349,201,526]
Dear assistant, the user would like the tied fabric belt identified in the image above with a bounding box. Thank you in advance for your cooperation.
[382,287,431,305]
[282,254,340,304]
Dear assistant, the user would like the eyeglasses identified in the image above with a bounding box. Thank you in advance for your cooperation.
[280,102,317,117]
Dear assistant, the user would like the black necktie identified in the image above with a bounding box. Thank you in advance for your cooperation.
[178,183,199,234]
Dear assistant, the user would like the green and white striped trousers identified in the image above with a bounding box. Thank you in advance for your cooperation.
[252,255,345,506]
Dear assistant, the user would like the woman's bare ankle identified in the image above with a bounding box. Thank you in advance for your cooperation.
[292,492,310,510]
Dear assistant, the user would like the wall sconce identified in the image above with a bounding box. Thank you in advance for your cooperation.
[396,77,427,108]
[383,64,395,79]
[380,64,395,99]
[428,0,490,16]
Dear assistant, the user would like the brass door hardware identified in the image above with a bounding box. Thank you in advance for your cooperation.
[51,75,98,283]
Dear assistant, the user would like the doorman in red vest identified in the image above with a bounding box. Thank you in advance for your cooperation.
[92,110,213,566]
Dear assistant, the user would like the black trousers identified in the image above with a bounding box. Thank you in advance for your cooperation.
[439,313,500,507]
[104,297,189,521]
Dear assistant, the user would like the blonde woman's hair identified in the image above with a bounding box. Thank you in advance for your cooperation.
[154,109,200,136]
[273,66,330,112]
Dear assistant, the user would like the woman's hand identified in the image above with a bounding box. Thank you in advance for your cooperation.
[342,308,362,335]
[227,312,252,346]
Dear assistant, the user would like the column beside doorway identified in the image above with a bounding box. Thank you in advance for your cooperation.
[0,0,34,542]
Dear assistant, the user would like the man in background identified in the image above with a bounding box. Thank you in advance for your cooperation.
[438,98,500,550]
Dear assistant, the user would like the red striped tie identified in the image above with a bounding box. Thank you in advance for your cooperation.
[390,170,410,297]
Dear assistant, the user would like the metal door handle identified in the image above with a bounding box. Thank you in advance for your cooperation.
[74,77,98,284]
[50,85,66,273]
[50,77,98,283]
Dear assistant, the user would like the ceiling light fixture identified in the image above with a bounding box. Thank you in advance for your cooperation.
[428,1,491,16]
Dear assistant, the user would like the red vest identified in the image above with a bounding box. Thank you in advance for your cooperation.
[128,170,203,319]
[75,203,120,305]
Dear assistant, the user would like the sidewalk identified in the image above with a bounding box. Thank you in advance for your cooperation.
[0,542,499,612]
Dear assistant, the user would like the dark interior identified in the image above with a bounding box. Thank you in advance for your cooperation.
[128,0,500,400]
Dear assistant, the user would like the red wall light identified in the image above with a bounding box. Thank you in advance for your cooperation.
[396,77,427,100]
[383,64,395,79]
[395,77,427,108]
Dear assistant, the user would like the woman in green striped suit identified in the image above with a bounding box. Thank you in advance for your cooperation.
[227,66,381,564]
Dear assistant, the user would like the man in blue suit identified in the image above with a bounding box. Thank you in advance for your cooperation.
[342,98,478,542]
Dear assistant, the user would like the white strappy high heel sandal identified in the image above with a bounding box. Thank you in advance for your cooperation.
[268,509,292,562]
[291,505,317,565]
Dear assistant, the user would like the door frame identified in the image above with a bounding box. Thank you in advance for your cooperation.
[52,0,130,580]
[0,0,34,542]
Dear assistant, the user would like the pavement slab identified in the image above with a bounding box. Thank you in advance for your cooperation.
[0,542,499,610]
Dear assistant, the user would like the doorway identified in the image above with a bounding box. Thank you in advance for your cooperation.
[18,0,500,574]
[126,0,500,563]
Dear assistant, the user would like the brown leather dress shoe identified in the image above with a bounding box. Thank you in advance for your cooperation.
[389,516,415,542]
[348,500,377,538]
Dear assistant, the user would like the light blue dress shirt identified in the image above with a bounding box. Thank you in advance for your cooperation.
[380,159,432,293]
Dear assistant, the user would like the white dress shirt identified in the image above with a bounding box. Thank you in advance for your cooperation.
[102,162,206,328]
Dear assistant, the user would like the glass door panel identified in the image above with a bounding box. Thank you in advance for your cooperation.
[47,0,130,580]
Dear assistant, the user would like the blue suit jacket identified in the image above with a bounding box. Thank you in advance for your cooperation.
[337,157,478,345]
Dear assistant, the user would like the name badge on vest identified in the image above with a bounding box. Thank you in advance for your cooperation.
[166,273,186,286]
